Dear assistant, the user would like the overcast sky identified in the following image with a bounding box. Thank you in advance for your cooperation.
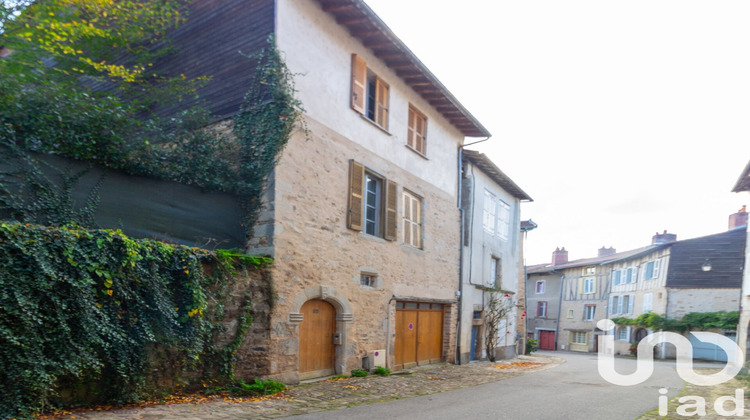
[363,0,750,264]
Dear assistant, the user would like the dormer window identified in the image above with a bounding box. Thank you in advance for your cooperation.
[351,54,389,130]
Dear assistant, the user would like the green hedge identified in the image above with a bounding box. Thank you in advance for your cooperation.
[0,221,271,418]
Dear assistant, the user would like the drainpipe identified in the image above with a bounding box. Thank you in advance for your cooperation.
[456,137,490,364]
[554,274,565,350]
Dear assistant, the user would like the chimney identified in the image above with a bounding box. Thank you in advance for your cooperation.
[552,247,569,265]
[598,246,616,257]
[729,205,748,230]
[652,230,677,245]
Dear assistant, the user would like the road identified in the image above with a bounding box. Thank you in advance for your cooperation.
[284,351,687,420]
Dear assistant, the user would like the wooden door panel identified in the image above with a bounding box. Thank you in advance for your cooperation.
[300,300,335,375]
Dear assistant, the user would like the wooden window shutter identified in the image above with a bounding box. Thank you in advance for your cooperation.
[347,160,365,231]
[384,180,397,241]
[375,78,389,129]
[351,54,367,114]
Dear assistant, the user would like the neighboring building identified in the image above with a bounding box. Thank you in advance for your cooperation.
[458,150,532,362]
[732,160,750,359]
[527,216,746,359]
[525,249,566,351]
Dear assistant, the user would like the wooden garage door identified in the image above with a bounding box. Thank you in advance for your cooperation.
[395,302,444,369]
[299,300,336,379]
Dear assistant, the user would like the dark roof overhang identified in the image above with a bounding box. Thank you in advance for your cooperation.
[316,0,491,138]
[732,160,750,192]
[462,149,532,201]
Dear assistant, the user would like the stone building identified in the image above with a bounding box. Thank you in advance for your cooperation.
[143,0,492,383]
[526,216,746,359]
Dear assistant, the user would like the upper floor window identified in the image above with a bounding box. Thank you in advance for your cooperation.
[351,54,389,130]
[490,257,502,288]
[642,293,653,313]
[624,267,635,284]
[537,301,548,317]
[582,266,596,276]
[402,190,422,248]
[583,277,595,294]
[407,106,427,155]
[584,305,596,321]
[612,270,622,286]
[535,280,545,294]
[644,260,660,280]
[364,173,382,236]
[347,160,397,240]
[482,190,510,240]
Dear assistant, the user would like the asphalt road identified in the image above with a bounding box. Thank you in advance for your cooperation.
[284,351,687,420]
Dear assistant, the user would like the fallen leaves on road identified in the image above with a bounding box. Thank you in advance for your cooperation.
[491,361,544,370]
[427,376,444,380]
[35,391,289,419]
[343,385,362,390]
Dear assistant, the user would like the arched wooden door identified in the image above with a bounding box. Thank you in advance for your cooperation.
[299,300,336,378]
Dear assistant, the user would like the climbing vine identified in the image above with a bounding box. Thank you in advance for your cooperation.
[0,37,304,237]
[611,311,739,333]
[0,221,272,419]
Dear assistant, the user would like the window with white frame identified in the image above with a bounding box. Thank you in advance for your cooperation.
[537,301,548,317]
[612,270,622,286]
[643,293,653,313]
[571,332,587,345]
[567,309,574,319]
[644,260,660,280]
[482,190,510,240]
[583,277,595,294]
[609,295,619,314]
[583,266,596,276]
[622,295,634,314]
[625,267,634,284]
[618,326,631,342]
[535,280,545,294]
[584,305,596,321]
[402,190,422,248]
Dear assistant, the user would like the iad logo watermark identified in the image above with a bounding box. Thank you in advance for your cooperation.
[596,319,745,417]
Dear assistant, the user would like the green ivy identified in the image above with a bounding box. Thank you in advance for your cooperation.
[0,37,304,237]
[611,311,739,332]
[0,221,272,419]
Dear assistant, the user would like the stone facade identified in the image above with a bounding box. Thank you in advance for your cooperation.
[258,118,462,382]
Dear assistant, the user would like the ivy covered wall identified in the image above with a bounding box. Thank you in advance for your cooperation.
[0,222,274,418]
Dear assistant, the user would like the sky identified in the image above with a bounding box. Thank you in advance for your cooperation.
[363,0,750,265]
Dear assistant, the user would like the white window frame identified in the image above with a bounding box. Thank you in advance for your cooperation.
[535,280,545,294]
[401,190,422,248]
[612,270,622,286]
[643,293,653,313]
[618,326,631,342]
[644,260,661,280]
[609,295,619,314]
[571,331,587,345]
[482,189,510,240]
[584,305,596,321]
[537,301,548,318]
[583,277,595,294]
